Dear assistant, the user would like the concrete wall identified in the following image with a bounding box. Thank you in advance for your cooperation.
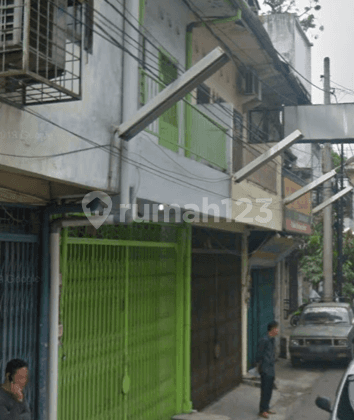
[232,154,283,231]
[262,13,312,98]
[0,0,285,225]
[290,143,312,169]
[0,0,124,192]
[130,0,234,218]
[294,18,312,97]
[191,26,283,228]
[192,26,254,111]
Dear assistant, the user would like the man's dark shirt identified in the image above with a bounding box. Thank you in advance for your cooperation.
[0,387,31,420]
[256,334,275,377]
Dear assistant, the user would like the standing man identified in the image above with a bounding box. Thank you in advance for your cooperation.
[0,359,31,420]
[256,321,279,419]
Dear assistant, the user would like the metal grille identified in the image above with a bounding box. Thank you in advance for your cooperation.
[58,231,181,420]
[191,228,242,411]
[0,0,21,45]
[0,204,40,235]
[0,238,40,419]
[67,222,179,243]
[0,0,83,106]
[305,339,332,346]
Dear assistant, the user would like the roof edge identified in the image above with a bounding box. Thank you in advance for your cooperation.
[229,0,312,104]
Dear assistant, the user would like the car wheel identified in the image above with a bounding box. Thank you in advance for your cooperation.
[291,356,301,367]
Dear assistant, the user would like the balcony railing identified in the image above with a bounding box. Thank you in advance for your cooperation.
[140,69,228,171]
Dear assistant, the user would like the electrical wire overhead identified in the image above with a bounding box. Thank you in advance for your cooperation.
[0,0,332,212]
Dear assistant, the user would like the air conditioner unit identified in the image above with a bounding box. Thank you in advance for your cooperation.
[237,69,262,101]
[0,0,67,80]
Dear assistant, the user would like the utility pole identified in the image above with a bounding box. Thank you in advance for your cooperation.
[338,142,344,298]
[323,57,333,302]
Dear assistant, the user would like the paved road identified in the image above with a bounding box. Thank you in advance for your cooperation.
[286,361,347,420]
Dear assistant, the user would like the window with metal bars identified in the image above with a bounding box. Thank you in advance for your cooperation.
[0,0,22,45]
[248,108,284,143]
[67,0,93,53]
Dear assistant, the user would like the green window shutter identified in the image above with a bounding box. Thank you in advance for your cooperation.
[159,52,179,152]
[190,106,227,170]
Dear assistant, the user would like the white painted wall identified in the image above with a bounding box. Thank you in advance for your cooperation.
[0,0,124,192]
[262,13,312,98]
[294,18,312,97]
[290,143,312,169]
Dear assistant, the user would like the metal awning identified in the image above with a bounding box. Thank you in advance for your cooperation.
[0,166,93,205]
[249,235,300,268]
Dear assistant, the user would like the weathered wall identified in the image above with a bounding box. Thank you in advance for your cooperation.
[290,143,312,169]
[262,13,312,98]
[133,0,233,218]
[294,17,312,97]
[192,26,250,111]
[0,0,124,192]
[232,157,283,231]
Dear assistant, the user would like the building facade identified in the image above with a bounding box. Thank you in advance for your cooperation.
[0,1,314,419]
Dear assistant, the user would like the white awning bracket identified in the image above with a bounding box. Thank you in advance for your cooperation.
[114,47,229,141]
[233,130,303,183]
[312,186,353,214]
[283,169,337,206]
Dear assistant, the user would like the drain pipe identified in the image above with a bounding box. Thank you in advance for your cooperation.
[118,0,140,213]
[48,214,131,420]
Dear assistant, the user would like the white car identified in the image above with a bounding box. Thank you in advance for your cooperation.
[316,360,354,418]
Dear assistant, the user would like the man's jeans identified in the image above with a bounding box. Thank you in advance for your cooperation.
[259,373,274,413]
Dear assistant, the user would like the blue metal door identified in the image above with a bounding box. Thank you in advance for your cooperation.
[247,268,275,369]
[0,210,40,419]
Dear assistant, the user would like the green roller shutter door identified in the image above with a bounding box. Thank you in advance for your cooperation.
[58,225,189,420]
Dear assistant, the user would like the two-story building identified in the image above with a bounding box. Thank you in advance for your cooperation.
[0,1,313,419]
[261,12,316,334]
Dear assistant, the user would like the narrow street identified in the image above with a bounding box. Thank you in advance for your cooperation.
[199,358,344,420]
[285,361,346,420]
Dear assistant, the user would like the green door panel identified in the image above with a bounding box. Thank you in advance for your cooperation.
[247,268,275,369]
[58,224,188,420]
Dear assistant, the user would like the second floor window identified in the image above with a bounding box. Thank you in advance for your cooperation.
[249,108,283,143]
[67,0,94,53]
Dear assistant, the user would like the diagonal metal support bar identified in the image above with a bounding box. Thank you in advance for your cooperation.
[233,130,303,183]
[283,169,337,205]
[114,47,229,141]
[313,185,353,214]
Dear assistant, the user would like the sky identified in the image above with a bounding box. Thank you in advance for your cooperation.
[260,0,354,156]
